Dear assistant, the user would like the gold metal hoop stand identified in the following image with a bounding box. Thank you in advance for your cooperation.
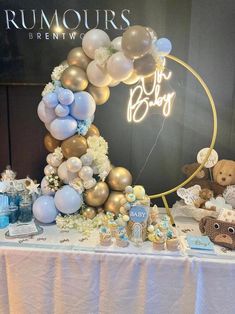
[149,54,218,226]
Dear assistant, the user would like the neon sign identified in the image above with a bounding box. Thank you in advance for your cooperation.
[127,59,175,123]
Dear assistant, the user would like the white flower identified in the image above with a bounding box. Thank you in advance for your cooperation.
[87,136,108,155]
[69,178,84,194]
[51,64,68,81]
[83,178,97,190]
[25,177,40,195]
[53,147,63,160]
[94,47,112,66]
[41,82,55,96]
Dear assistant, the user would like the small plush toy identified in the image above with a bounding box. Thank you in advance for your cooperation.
[194,188,214,209]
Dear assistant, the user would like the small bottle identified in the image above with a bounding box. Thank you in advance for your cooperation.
[18,191,33,223]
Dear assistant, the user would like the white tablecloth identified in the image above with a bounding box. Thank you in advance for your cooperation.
[1,217,235,314]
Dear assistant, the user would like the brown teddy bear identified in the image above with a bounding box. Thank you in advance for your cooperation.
[182,161,235,196]
[194,188,215,209]
[213,159,235,187]
[182,163,211,189]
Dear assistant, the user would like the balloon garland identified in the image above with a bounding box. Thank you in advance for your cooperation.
[34,25,173,223]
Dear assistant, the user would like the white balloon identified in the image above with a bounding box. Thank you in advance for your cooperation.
[79,166,93,181]
[44,165,57,176]
[58,161,77,184]
[107,52,133,81]
[82,29,111,59]
[80,153,93,166]
[49,155,62,168]
[40,177,55,196]
[108,79,120,87]
[46,153,53,165]
[83,178,97,189]
[86,61,112,87]
[123,71,140,85]
[66,157,82,173]
[111,36,122,51]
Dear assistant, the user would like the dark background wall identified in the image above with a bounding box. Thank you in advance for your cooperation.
[0,0,234,205]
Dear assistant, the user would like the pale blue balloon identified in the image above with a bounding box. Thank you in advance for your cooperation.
[54,86,64,95]
[43,92,58,109]
[155,38,172,56]
[55,104,70,117]
[70,91,96,120]
[49,116,77,140]
[54,186,83,214]
[58,88,74,105]
[33,195,58,223]
[37,101,56,124]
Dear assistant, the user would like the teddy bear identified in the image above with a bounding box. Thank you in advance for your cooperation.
[194,188,215,209]
[182,161,235,196]
[182,163,211,189]
[213,159,235,187]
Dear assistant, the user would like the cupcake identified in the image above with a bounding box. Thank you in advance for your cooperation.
[148,228,165,251]
[159,216,170,233]
[166,229,179,251]
[99,226,112,246]
[116,234,129,247]
[108,220,118,237]
[116,226,129,247]
[152,239,165,250]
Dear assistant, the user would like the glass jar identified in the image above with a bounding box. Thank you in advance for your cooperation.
[18,201,33,223]
[8,205,20,224]
[7,188,19,207]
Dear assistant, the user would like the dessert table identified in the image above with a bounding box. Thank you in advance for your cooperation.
[0,216,235,314]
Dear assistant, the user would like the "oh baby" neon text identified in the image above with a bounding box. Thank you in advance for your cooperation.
[127,60,175,123]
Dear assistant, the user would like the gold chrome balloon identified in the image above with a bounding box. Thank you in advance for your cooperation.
[134,54,156,77]
[61,135,87,159]
[84,124,100,139]
[44,133,61,152]
[87,84,110,105]
[61,65,88,91]
[82,206,97,219]
[122,25,152,59]
[107,167,132,191]
[84,182,109,207]
[104,191,126,215]
[67,47,91,70]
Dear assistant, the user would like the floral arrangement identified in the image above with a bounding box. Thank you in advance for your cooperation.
[56,212,105,236]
